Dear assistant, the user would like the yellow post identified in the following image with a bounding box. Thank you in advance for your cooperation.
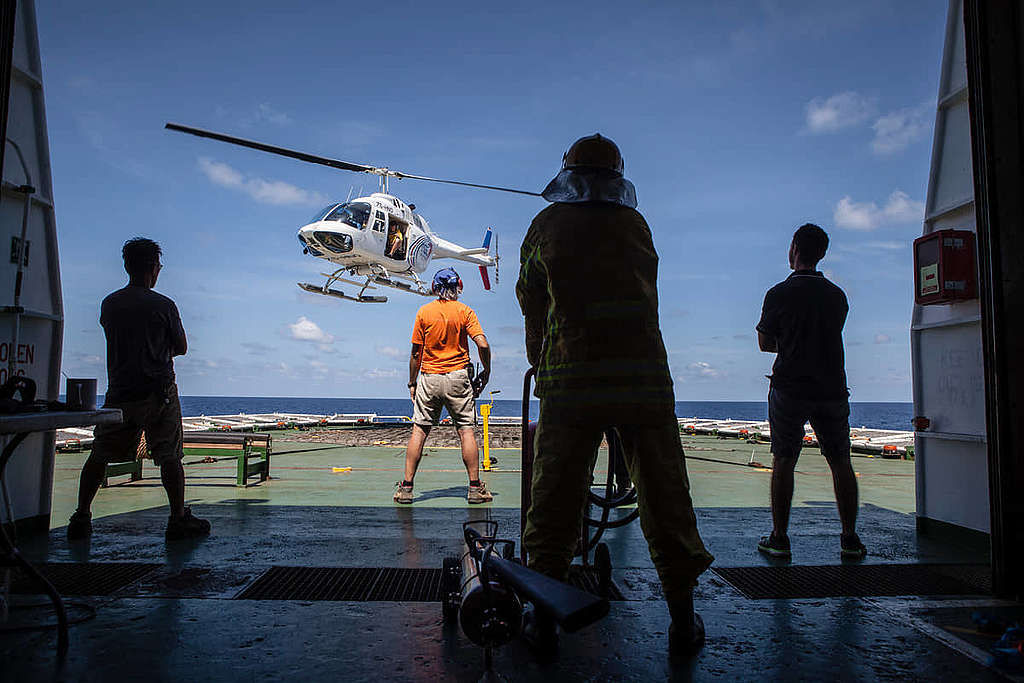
[480,402,492,471]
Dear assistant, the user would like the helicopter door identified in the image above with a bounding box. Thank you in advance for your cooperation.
[369,208,387,255]
[386,219,408,261]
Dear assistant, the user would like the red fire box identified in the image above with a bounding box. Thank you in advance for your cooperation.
[913,229,977,305]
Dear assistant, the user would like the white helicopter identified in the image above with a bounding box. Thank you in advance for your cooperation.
[166,123,540,303]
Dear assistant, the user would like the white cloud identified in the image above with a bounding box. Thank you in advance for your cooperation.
[288,317,334,345]
[874,334,893,345]
[863,240,906,250]
[240,341,276,355]
[833,191,924,230]
[364,368,399,380]
[805,91,875,134]
[871,103,930,155]
[198,158,243,187]
[255,103,291,126]
[198,157,328,207]
[686,361,720,378]
[67,350,103,366]
[376,345,405,361]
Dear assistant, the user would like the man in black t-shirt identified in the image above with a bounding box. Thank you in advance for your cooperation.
[67,238,210,542]
[755,224,865,559]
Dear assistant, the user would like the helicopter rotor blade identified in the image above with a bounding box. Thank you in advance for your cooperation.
[166,122,541,197]
[165,123,375,174]
[393,171,541,197]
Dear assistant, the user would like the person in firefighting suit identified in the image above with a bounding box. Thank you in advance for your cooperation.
[516,134,713,658]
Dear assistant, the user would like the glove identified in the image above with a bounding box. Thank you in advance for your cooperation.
[471,373,488,398]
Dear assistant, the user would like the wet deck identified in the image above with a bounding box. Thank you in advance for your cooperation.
[2,434,1016,681]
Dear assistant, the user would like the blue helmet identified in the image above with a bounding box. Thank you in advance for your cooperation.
[431,267,463,295]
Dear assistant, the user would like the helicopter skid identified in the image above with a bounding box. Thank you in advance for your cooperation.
[297,282,388,303]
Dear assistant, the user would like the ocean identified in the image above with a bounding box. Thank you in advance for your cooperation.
[161,396,913,432]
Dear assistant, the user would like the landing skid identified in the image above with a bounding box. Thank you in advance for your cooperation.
[297,282,388,303]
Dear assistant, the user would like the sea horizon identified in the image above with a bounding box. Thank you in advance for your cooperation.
[115,395,913,432]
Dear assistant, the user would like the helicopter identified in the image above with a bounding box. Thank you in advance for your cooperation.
[166,123,540,303]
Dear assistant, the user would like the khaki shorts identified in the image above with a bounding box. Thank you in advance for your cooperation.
[412,368,476,428]
[90,384,184,466]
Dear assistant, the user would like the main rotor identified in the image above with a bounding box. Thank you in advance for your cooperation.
[165,123,541,198]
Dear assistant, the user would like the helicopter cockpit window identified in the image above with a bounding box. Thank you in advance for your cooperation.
[372,210,386,233]
[324,202,371,230]
[310,204,341,223]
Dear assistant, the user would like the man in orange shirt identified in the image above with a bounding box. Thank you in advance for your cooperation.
[395,267,493,504]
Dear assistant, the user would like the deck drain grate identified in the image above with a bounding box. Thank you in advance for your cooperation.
[236,567,444,601]
[9,562,163,596]
[712,564,990,599]
[236,566,627,601]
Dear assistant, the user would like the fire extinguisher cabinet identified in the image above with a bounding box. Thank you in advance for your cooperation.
[913,229,977,305]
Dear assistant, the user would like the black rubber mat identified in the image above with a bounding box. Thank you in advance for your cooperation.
[236,566,627,601]
[712,564,991,599]
[9,562,162,596]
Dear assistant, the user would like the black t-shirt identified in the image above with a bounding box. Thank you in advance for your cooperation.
[101,286,186,402]
[757,270,849,400]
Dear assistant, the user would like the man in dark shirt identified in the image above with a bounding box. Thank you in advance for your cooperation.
[67,238,210,542]
[756,223,865,559]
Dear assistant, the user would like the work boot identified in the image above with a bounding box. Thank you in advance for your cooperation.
[668,591,705,658]
[840,532,867,559]
[467,481,493,504]
[393,481,414,504]
[66,510,92,541]
[757,532,792,559]
[521,606,559,660]
[165,507,211,541]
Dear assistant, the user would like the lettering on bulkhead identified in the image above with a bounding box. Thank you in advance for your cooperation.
[0,342,36,384]
[935,345,984,410]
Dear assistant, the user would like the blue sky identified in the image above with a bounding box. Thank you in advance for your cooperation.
[40,1,945,401]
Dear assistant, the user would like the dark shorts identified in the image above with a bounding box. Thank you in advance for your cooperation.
[90,384,184,466]
[768,387,850,462]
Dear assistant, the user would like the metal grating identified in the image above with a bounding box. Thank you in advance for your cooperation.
[236,566,628,601]
[235,567,444,601]
[712,564,990,599]
[8,562,162,596]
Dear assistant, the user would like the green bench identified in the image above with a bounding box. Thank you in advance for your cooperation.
[181,432,272,487]
[101,435,146,487]
[102,432,272,487]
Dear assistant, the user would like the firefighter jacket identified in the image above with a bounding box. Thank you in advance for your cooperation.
[516,202,675,422]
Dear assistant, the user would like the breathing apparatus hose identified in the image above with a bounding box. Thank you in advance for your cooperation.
[579,428,639,558]
[520,368,639,563]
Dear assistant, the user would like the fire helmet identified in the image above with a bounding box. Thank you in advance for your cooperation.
[431,267,463,294]
[562,134,624,175]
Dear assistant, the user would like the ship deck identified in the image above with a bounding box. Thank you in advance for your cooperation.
[2,433,1018,681]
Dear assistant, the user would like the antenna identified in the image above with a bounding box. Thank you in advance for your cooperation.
[345,186,354,202]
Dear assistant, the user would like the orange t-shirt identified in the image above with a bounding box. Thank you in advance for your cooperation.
[411,300,484,374]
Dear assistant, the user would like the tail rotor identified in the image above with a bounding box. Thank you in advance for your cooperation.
[478,227,498,291]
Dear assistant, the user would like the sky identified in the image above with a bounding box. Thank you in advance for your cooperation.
[39,0,947,402]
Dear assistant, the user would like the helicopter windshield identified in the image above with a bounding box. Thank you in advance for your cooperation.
[309,204,341,223]
[324,202,371,230]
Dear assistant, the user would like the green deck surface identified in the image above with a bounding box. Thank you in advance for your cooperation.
[51,434,917,525]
